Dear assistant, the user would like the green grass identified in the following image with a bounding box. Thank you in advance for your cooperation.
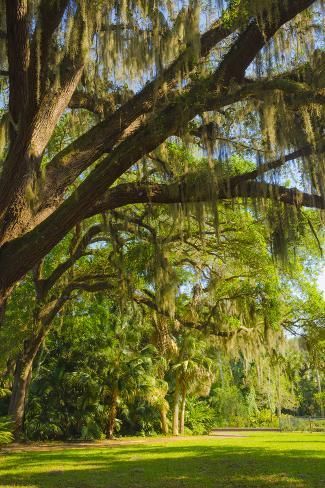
[0,432,324,487]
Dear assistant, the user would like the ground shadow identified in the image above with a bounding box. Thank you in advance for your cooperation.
[0,439,324,488]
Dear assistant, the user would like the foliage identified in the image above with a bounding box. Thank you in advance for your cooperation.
[184,398,217,435]
[0,0,324,312]
[0,416,13,445]
[280,415,325,432]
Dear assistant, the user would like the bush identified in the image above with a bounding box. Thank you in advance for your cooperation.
[209,385,249,427]
[185,398,217,434]
[250,409,279,428]
[280,415,325,432]
[0,417,13,445]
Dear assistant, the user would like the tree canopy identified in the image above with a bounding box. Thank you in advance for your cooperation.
[0,0,324,308]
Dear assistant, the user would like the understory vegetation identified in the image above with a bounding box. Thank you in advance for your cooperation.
[0,183,324,440]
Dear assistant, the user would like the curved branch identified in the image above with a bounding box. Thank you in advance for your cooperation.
[40,224,105,297]
[230,142,325,186]
[37,0,69,95]
[87,176,324,216]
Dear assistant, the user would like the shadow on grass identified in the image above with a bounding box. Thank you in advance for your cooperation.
[0,441,324,488]
[264,440,325,443]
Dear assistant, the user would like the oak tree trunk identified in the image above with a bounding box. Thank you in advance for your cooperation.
[8,330,46,439]
[8,357,33,439]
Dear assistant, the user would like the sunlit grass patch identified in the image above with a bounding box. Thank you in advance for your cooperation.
[0,432,324,488]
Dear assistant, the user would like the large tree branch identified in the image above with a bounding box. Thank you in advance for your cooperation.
[35,275,115,345]
[0,62,84,241]
[0,6,86,240]
[37,1,318,219]
[39,219,142,297]
[237,181,324,209]
[38,15,289,223]
[37,0,70,96]
[133,292,253,338]
[5,0,29,134]
[86,177,324,216]
[215,77,325,109]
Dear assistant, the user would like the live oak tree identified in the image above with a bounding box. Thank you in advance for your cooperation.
[3,211,167,436]
[0,0,324,315]
[5,225,119,436]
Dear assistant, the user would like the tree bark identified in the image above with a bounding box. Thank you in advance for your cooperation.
[8,322,49,439]
[8,355,34,438]
[316,369,324,417]
[107,389,118,439]
[0,297,7,327]
[160,403,169,435]
[6,271,116,437]
[180,391,186,435]
[172,379,181,436]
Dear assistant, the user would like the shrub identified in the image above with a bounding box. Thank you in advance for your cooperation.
[185,398,217,434]
[250,409,279,428]
[0,417,13,445]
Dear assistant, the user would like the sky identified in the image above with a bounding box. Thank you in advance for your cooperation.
[318,267,325,295]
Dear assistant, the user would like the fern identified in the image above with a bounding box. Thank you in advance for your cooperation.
[0,417,13,445]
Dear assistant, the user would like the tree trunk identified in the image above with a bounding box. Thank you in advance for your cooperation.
[276,365,281,419]
[180,391,186,435]
[107,389,118,439]
[316,369,324,417]
[8,330,46,439]
[0,297,7,327]
[8,357,33,439]
[160,403,169,435]
[172,379,180,436]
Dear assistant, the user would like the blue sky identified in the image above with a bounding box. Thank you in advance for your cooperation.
[318,267,325,295]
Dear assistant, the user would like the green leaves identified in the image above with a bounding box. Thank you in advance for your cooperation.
[0,416,13,445]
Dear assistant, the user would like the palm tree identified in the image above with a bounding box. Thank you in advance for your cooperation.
[101,319,164,438]
[171,331,215,435]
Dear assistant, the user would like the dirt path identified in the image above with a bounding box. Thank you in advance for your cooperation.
[1,433,248,453]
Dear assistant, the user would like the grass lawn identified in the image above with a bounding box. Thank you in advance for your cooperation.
[0,432,324,488]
